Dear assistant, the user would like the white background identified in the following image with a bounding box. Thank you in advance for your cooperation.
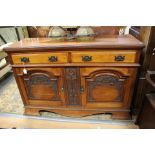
[0,0,155,25]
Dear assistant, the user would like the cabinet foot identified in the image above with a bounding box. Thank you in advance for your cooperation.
[111,112,130,120]
[24,108,40,116]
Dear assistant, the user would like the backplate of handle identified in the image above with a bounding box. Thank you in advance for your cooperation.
[146,71,155,88]
[115,55,125,61]
[20,57,29,63]
[48,56,58,62]
[82,56,92,61]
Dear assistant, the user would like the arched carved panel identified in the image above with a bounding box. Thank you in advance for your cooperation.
[87,75,125,102]
[84,69,128,103]
[23,71,60,101]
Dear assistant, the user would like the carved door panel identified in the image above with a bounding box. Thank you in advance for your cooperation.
[80,67,136,109]
[16,67,65,107]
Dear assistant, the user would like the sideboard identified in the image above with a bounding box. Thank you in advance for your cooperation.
[4,35,144,119]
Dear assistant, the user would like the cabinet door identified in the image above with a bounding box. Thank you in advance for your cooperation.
[15,67,65,107]
[80,67,137,109]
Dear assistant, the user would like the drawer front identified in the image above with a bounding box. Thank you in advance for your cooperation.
[71,51,137,63]
[12,52,68,64]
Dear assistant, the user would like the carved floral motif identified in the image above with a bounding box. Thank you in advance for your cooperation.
[87,75,124,102]
[24,74,60,101]
[64,68,81,106]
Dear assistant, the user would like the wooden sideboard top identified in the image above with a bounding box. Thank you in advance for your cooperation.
[4,35,144,52]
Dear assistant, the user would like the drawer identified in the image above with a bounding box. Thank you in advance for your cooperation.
[12,52,68,64]
[71,51,138,63]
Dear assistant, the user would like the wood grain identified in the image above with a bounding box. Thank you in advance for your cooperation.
[4,35,144,52]
[12,52,68,64]
[71,50,137,63]
[4,35,144,120]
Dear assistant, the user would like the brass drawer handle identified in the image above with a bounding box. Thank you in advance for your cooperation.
[82,56,92,61]
[48,56,58,62]
[115,55,125,61]
[20,57,29,63]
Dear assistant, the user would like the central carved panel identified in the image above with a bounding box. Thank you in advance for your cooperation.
[87,75,124,102]
[64,67,81,106]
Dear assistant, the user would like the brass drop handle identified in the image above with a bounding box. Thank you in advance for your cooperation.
[48,56,58,62]
[20,57,29,63]
[82,56,92,62]
[115,55,125,61]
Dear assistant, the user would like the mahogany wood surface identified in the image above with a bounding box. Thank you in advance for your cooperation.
[4,35,144,120]
[71,50,138,63]
[11,50,138,64]
[12,52,68,64]
[4,35,144,52]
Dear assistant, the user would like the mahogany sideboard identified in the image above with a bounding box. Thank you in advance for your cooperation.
[4,35,144,119]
